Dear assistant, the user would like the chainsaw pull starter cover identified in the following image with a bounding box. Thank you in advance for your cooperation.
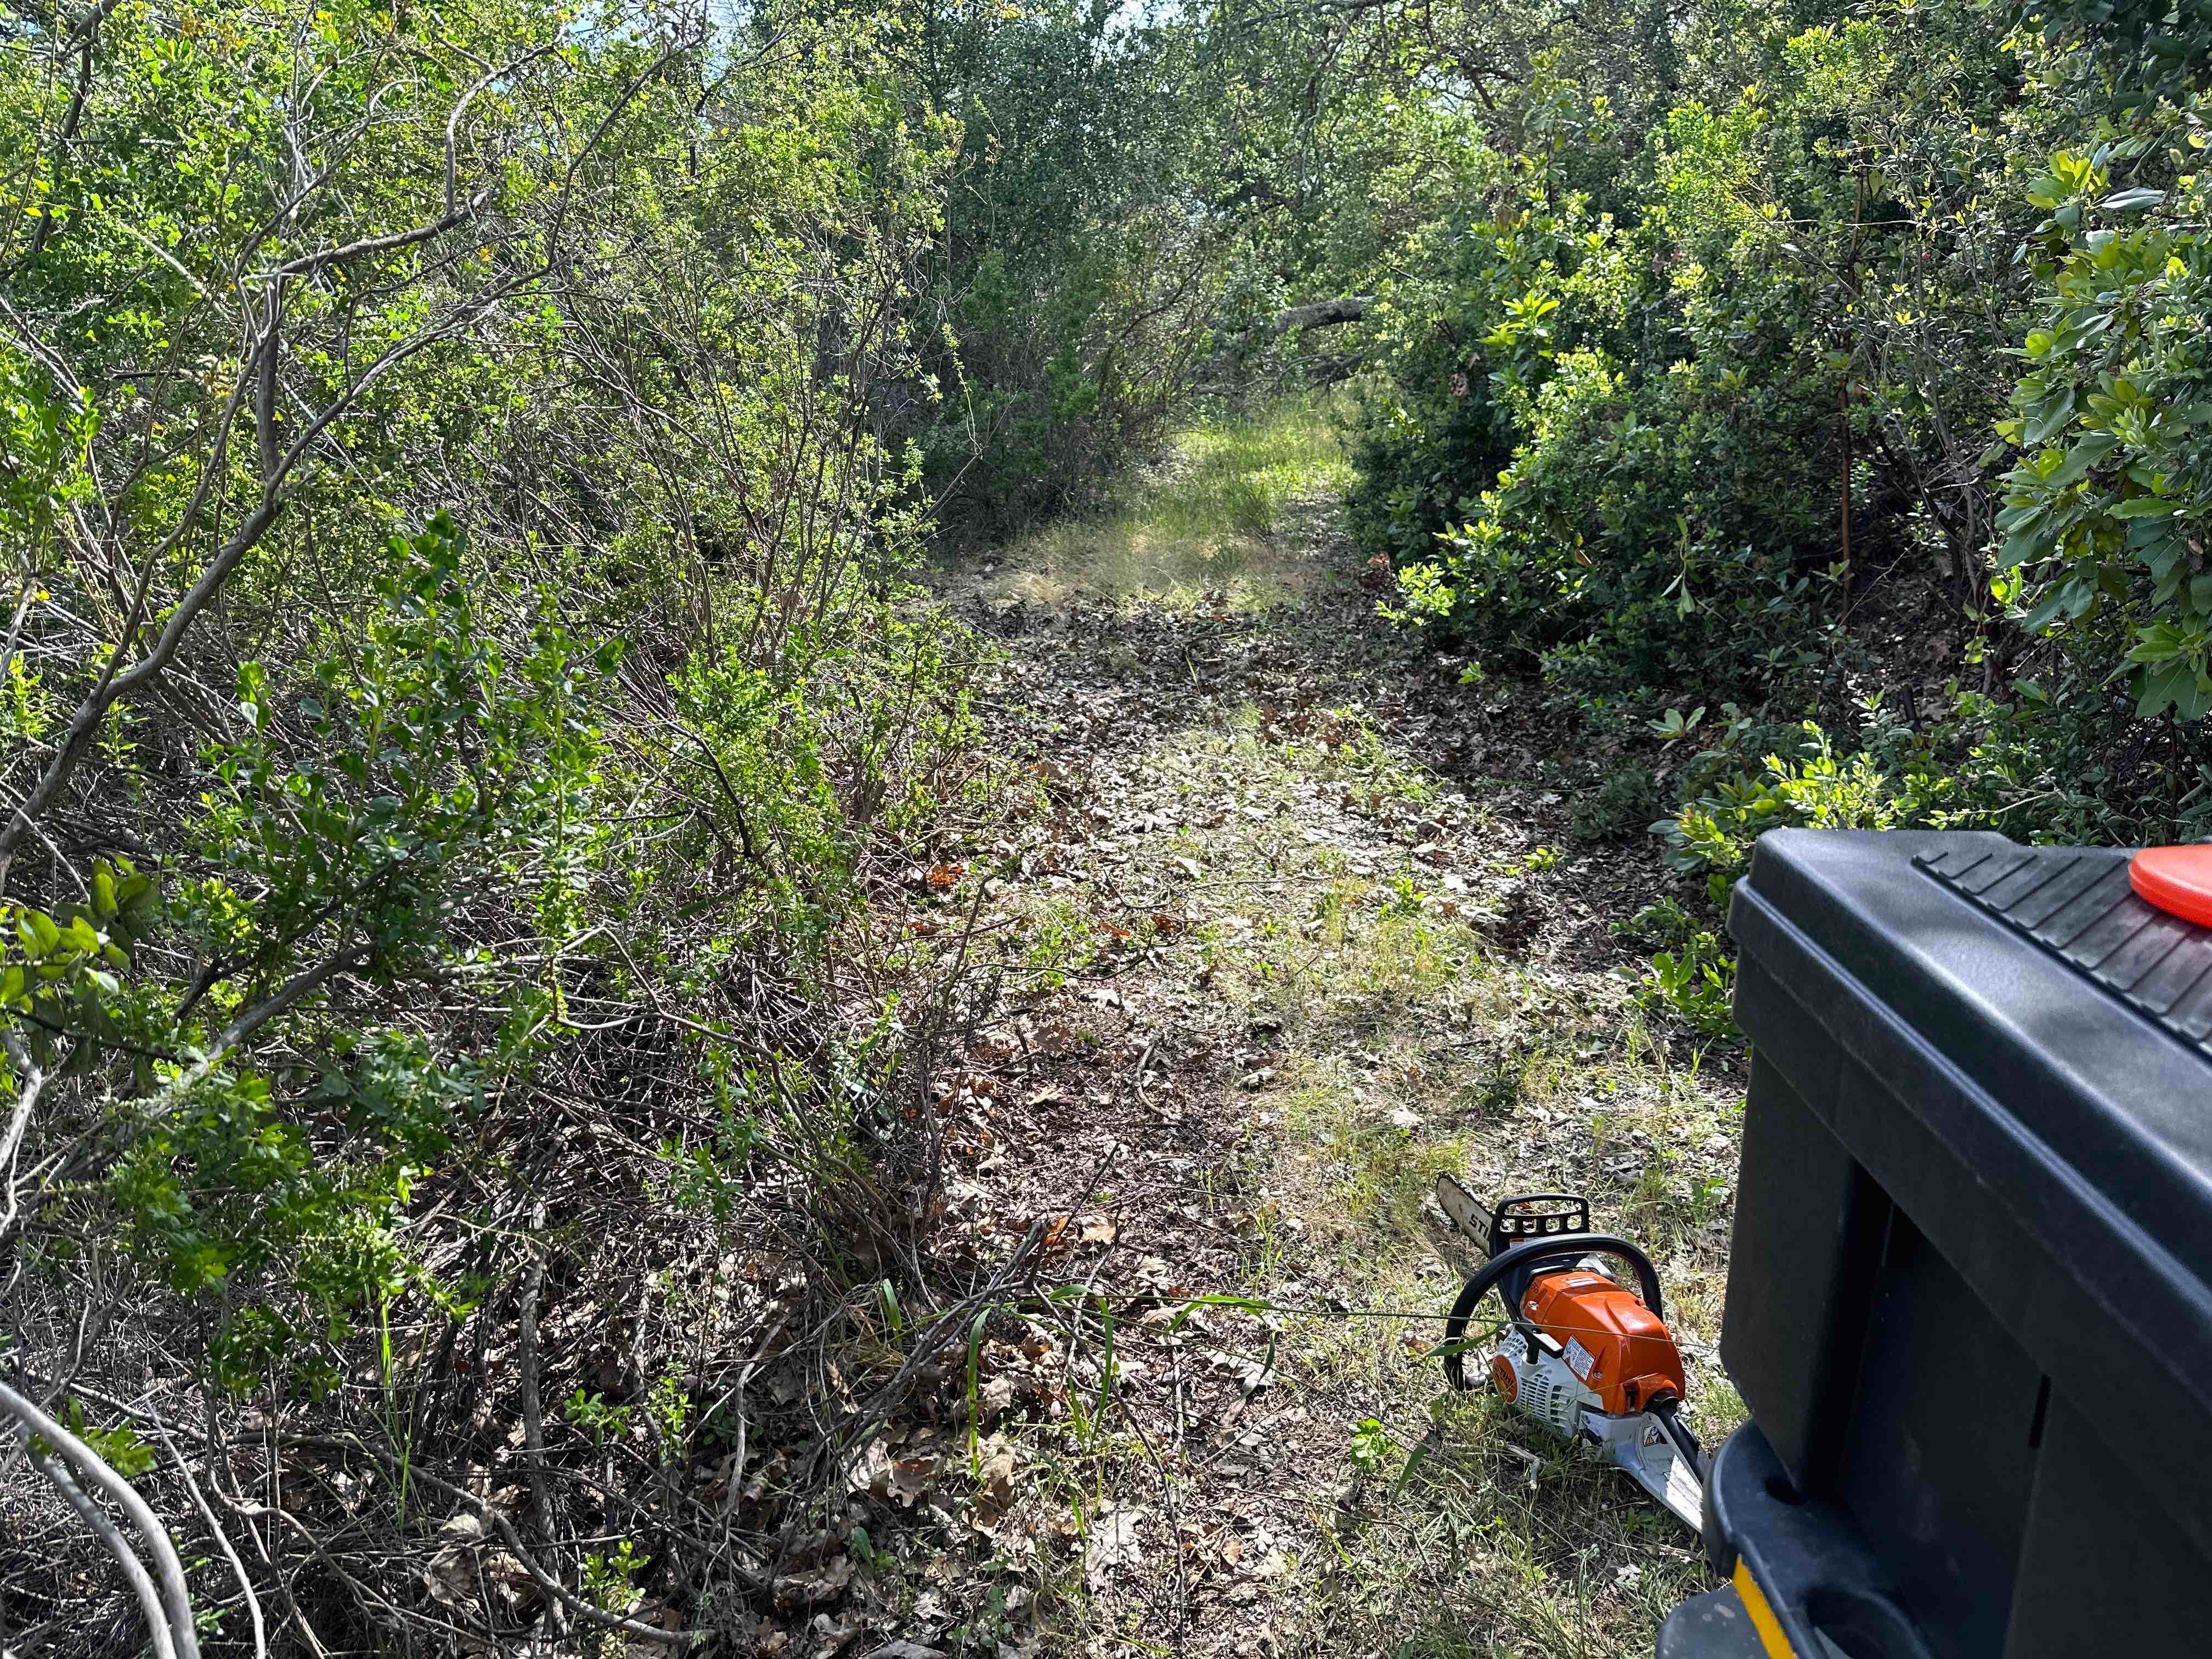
[2130,843,2212,928]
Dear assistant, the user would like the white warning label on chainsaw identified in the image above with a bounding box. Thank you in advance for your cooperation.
[1563,1337,1597,1381]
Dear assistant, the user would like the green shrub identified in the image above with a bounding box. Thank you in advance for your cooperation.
[1657,721,1910,884]
[1334,0,2212,840]
[1656,686,2164,891]
[1624,676,2196,1038]
[1615,898,1738,1042]
[1996,146,2212,718]
[910,1,1208,533]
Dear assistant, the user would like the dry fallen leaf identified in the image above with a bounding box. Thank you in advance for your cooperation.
[980,1447,1017,1506]
[422,1509,545,1621]
[848,1438,896,1497]
[437,1510,491,1543]
[893,1454,940,1508]
[977,1372,1018,1418]
[1238,1360,1280,1397]
[972,1443,1020,1533]
[774,1553,854,1606]
[1085,1505,1147,1589]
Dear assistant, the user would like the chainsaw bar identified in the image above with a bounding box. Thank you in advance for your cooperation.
[1434,1173,1491,1248]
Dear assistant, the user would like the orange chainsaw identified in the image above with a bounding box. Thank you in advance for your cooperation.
[1435,1177,1705,1531]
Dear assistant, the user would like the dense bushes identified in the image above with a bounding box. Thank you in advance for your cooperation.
[1997,141,2212,718]
[891,0,1215,533]
[0,1,1004,1643]
[1345,15,1991,687]
[1340,1,2212,749]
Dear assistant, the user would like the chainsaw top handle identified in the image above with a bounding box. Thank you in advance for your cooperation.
[1440,1233,1665,1390]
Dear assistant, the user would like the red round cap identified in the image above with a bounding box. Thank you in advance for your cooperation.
[2129,845,2212,928]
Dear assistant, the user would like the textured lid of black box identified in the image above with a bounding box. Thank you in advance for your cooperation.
[1915,841,2212,1054]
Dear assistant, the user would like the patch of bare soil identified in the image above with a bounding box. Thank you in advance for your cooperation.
[817,500,1748,1659]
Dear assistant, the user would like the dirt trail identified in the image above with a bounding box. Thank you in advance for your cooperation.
[865,472,1748,1658]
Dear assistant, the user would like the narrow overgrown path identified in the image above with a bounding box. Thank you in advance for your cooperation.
[877,412,1751,1658]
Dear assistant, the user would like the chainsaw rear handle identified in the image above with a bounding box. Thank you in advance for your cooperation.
[1440,1233,1666,1390]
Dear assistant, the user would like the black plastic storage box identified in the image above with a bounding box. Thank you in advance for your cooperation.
[1659,830,2212,1659]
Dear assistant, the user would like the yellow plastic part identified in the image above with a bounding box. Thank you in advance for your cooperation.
[1731,1560,1798,1659]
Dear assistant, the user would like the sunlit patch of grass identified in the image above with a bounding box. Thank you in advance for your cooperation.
[1277,1068,1479,1244]
[1240,1031,1745,1653]
[1290,1397,1717,1657]
[1156,398,1352,535]
[981,398,1352,612]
